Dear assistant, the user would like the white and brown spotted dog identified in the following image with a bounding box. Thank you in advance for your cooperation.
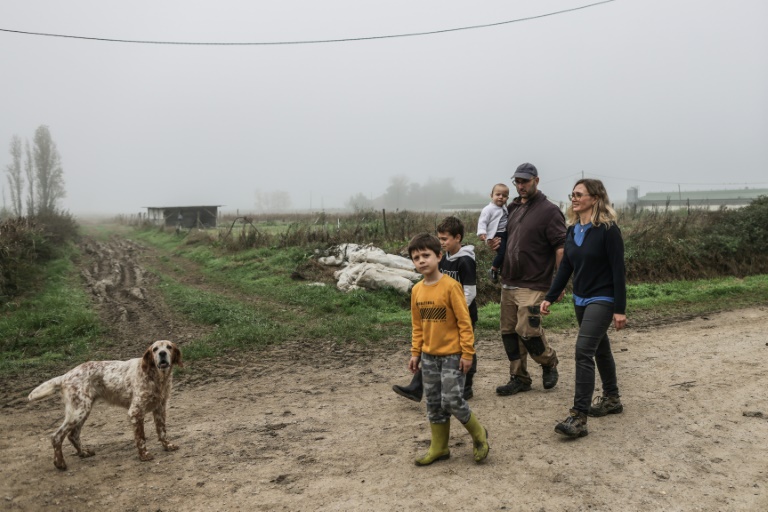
[28,340,182,470]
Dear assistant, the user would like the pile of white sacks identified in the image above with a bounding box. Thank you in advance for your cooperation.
[317,243,421,294]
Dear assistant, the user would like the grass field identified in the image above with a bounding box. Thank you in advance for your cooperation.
[3,221,767,376]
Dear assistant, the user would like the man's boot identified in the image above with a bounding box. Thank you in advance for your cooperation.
[555,409,589,438]
[495,375,531,396]
[392,369,423,402]
[415,422,450,466]
[542,364,559,390]
[462,412,490,463]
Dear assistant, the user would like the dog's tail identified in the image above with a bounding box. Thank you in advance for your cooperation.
[28,376,64,401]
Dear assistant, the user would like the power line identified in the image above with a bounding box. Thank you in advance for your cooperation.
[0,1,616,46]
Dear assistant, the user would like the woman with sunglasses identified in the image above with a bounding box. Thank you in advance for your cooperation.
[540,179,627,438]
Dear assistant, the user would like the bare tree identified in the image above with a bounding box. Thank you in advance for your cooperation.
[383,175,410,210]
[1,184,7,216]
[33,125,66,214]
[5,135,24,216]
[24,140,35,216]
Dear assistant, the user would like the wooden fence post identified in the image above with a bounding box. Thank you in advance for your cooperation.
[382,209,388,240]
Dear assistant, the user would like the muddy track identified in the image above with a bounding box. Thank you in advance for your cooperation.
[75,235,382,387]
[78,235,205,360]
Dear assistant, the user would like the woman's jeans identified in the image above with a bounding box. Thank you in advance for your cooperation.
[573,301,619,414]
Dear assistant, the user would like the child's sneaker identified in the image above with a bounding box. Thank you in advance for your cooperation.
[488,268,499,283]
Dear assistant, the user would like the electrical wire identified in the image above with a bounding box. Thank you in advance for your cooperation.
[0,0,616,46]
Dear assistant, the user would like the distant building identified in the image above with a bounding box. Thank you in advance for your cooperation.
[143,205,222,228]
[626,187,768,210]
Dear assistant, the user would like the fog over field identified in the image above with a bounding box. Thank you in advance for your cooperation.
[1,0,766,215]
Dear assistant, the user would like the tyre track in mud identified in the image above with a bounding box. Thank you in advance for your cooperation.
[0,235,201,406]
[79,235,208,361]
[78,234,383,386]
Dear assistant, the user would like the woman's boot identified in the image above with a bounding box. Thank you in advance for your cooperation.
[555,409,589,437]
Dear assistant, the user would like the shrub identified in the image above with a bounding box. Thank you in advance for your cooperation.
[0,211,80,303]
[621,199,768,281]
[0,218,45,301]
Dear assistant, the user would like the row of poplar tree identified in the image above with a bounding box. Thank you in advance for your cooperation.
[4,125,66,217]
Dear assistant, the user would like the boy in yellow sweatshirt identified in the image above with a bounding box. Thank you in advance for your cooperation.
[406,233,490,465]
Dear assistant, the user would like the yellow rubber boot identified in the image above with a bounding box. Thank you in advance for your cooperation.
[415,422,451,466]
[462,412,490,463]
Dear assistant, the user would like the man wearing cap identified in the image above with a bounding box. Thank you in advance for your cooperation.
[489,163,565,396]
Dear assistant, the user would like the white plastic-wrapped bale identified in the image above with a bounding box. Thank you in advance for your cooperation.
[321,244,419,293]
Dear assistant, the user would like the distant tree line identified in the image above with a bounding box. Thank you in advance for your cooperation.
[3,125,66,218]
[347,175,487,212]
[254,188,292,212]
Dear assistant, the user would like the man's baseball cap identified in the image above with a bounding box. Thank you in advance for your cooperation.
[512,162,538,180]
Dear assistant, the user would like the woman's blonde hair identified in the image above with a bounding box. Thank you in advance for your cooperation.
[566,179,617,227]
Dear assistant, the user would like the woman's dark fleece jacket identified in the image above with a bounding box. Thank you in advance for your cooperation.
[544,223,627,314]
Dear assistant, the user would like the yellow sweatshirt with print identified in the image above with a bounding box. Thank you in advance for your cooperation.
[410,274,475,361]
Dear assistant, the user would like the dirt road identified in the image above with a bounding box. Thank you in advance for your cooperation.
[2,235,767,511]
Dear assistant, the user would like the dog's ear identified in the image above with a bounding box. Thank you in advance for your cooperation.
[172,343,183,368]
[141,346,154,373]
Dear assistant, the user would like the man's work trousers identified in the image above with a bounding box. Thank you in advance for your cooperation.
[500,287,559,386]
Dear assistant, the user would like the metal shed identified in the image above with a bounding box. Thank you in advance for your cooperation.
[143,205,222,228]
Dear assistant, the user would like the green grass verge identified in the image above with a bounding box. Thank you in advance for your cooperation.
[0,249,101,375]
[478,274,768,331]
[136,227,768,342]
[131,228,413,361]
[153,273,412,361]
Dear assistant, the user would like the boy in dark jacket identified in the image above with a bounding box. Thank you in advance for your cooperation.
[393,216,478,401]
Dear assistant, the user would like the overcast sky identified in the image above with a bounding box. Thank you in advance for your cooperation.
[1,0,766,215]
